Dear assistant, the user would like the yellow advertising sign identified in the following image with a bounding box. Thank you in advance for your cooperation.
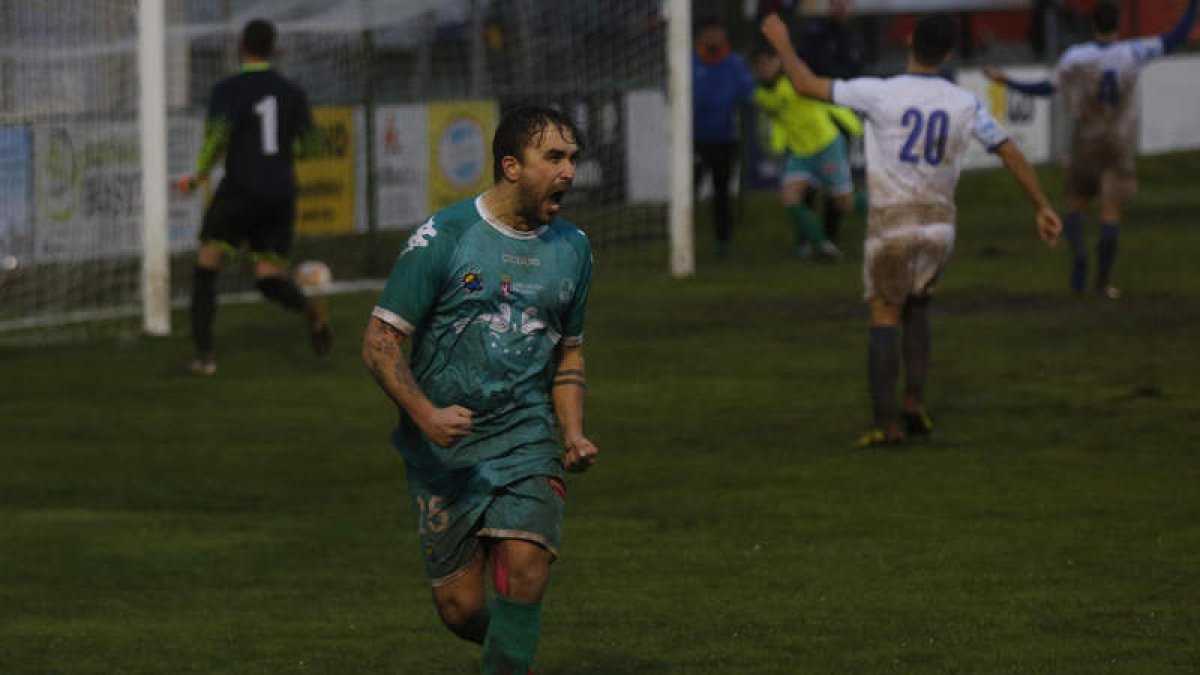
[987,80,1007,124]
[296,106,356,236]
[427,100,498,210]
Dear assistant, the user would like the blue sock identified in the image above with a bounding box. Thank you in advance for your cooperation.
[1063,211,1086,295]
[1096,222,1120,290]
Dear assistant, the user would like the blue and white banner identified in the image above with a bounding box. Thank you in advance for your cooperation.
[0,127,34,265]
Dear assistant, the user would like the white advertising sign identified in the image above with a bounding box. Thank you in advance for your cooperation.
[33,118,205,262]
[625,89,671,204]
[34,123,142,261]
[957,67,1052,170]
[374,104,430,230]
[1139,55,1200,154]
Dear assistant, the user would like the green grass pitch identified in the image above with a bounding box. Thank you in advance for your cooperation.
[2,153,1199,674]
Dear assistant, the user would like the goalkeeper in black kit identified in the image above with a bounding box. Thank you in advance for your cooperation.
[179,18,331,375]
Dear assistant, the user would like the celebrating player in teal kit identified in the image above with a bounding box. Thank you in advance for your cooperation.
[363,106,595,675]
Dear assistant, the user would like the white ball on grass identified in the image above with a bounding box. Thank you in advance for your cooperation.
[293,260,332,293]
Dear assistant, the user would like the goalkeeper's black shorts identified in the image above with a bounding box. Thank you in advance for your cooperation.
[200,181,296,259]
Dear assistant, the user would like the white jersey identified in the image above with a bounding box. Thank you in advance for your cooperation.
[1052,38,1163,149]
[832,74,1008,233]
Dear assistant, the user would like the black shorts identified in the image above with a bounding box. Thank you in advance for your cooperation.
[200,182,296,258]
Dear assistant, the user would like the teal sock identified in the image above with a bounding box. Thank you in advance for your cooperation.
[482,595,542,675]
[788,204,827,247]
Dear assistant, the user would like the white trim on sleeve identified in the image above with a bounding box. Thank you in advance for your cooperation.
[371,306,415,335]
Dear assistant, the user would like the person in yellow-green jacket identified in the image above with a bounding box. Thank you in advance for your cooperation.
[751,43,861,261]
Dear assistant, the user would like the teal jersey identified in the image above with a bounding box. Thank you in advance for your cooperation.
[373,195,593,484]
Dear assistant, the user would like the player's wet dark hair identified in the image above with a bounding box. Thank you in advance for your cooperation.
[241,19,276,59]
[1092,0,1121,34]
[492,106,585,182]
[912,14,957,67]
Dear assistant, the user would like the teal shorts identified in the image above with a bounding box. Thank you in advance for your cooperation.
[782,135,853,195]
[406,468,566,587]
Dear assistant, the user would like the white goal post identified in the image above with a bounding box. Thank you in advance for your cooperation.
[139,0,171,336]
[666,0,694,278]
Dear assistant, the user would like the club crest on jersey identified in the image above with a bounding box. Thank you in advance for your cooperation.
[461,268,484,294]
[500,273,513,298]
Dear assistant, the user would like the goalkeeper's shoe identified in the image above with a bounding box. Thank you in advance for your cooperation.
[305,298,333,357]
[856,427,903,448]
[188,353,217,376]
[902,408,934,436]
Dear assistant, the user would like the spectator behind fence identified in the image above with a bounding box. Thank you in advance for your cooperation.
[693,16,756,260]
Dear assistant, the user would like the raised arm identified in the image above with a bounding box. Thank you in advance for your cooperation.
[552,343,597,472]
[760,13,833,102]
[1162,0,1198,53]
[362,317,473,447]
[982,66,1056,97]
[994,141,1061,246]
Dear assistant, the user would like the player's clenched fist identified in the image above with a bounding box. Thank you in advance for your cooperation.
[420,405,474,447]
[563,436,598,473]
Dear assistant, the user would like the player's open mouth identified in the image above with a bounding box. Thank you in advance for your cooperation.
[546,190,565,216]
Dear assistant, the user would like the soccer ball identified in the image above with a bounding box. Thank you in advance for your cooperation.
[294,260,332,293]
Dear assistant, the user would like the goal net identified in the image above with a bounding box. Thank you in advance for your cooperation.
[0,0,679,342]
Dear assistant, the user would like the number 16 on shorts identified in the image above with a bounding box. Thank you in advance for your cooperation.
[417,494,450,534]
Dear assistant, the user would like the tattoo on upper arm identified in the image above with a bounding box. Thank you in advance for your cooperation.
[367,325,396,357]
[365,319,425,407]
[393,357,419,392]
[366,319,408,379]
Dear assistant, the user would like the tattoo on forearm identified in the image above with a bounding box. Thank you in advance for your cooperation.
[552,377,587,390]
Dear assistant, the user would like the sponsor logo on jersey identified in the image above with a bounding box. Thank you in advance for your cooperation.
[500,273,513,298]
[502,253,541,266]
[400,217,437,257]
[462,268,484,294]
